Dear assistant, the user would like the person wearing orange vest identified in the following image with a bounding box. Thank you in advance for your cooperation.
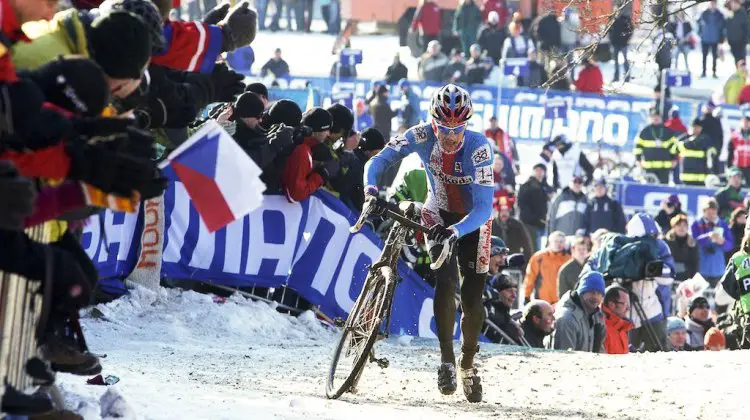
[728,112,750,182]
[523,230,571,305]
[602,285,635,354]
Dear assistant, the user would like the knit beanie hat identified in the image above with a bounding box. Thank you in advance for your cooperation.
[358,128,385,152]
[489,273,515,291]
[245,82,268,98]
[262,99,302,128]
[24,56,109,117]
[233,92,264,119]
[490,236,509,257]
[301,107,332,132]
[576,271,606,296]
[704,327,726,349]
[666,316,687,335]
[97,0,166,53]
[689,296,710,314]
[88,11,152,80]
[327,103,354,134]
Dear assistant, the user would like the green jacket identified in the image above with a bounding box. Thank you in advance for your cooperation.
[453,2,483,37]
[715,185,744,220]
[12,9,91,71]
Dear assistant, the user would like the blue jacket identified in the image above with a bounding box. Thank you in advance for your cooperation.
[691,217,733,278]
[401,89,422,127]
[585,195,627,234]
[699,9,726,44]
[356,113,373,131]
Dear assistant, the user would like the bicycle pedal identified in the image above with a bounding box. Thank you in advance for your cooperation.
[333,317,345,327]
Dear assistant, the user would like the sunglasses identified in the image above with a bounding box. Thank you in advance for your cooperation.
[434,122,467,135]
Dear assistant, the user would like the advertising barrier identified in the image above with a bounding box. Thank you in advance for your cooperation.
[82,184,462,339]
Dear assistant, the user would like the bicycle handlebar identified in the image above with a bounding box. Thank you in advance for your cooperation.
[350,196,452,270]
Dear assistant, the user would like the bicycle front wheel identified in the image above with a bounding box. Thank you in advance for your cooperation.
[325,266,393,399]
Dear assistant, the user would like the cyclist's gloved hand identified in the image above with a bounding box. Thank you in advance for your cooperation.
[429,224,458,245]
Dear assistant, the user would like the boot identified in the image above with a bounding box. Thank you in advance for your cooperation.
[457,355,482,403]
[39,338,101,376]
[29,410,84,420]
[26,357,55,385]
[436,362,457,395]
[1,384,53,415]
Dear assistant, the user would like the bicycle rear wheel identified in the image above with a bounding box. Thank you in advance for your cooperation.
[325,266,394,399]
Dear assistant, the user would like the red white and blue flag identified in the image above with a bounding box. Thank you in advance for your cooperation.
[159,121,265,233]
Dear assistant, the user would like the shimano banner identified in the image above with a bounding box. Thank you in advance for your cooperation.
[82,184,459,339]
[268,75,703,150]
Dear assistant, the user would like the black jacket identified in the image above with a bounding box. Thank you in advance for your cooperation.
[234,123,286,194]
[334,148,367,212]
[463,58,489,84]
[609,14,634,48]
[664,229,700,282]
[655,207,685,233]
[518,177,549,229]
[477,24,506,63]
[521,318,547,348]
[483,291,521,344]
[260,58,290,79]
[385,62,408,84]
[442,61,466,83]
[370,95,397,139]
[726,8,749,43]
[701,112,724,154]
[492,216,534,267]
[585,195,627,234]
[533,13,561,50]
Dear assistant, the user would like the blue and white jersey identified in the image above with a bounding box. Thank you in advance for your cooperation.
[364,123,495,238]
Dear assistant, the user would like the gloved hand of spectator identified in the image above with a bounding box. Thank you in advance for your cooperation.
[66,142,155,197]
[71,116,134,137]
[138,170,169,200]
[3,108,73,151]
[267,124,295,153]
[203,3,230,25]
[313,159,340,181]
[310,142,334,161]
[208,63,245,103]
[0,161,36,230]
[219,2,258,52]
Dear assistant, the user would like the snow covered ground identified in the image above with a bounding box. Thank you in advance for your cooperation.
[59,288,749,420]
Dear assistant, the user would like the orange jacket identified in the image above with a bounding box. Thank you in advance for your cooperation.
[602,305,634,354]
[523,249,570,304]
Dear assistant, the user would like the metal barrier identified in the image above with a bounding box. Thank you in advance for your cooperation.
[0,225,52,405]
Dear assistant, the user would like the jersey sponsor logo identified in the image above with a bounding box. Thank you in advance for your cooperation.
[455,162,462,172]
[474,166,494,186]
[429,160,473,185]
[476,220,492,273]
[387,135,409,152]
[413,125,429,144]
[471,144,492,165]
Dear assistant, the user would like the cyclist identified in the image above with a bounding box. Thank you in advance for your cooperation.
[362,84,494,403]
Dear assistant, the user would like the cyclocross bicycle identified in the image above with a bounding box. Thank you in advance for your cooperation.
[325,196,452,399]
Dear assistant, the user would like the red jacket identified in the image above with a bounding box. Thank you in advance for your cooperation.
[152,21,224,74]
[602,305,634,354]
[0,0,31,83]
[485,127,514,163]
[482,0,508,24]
[282,137,325,203]
[738,85,750,105]
[411,1,442,36]
[665,117,687,134]
[730,129,750,168]
[0,142,70,179]
[574,64,604,94]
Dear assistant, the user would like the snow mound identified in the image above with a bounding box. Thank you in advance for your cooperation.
[85,286,334,347]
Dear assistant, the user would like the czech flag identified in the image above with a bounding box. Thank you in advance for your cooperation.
[159,120,266,232]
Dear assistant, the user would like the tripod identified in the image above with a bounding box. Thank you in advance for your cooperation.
[615,278,665,352]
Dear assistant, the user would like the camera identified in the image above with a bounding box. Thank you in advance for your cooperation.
[643,260,664,278]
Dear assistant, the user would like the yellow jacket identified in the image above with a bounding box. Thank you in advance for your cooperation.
[724,72,746,105]
[13,9,90,71]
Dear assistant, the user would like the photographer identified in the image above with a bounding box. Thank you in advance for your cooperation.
[655,194,685,234]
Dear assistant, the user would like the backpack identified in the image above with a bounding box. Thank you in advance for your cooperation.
[593,233,662,280]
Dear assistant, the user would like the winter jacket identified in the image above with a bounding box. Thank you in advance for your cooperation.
[517,61,547,88]
[557,258,584,299]
[560,16,580,46]
[724,71,746,105]
[715,185,744,220]
[738,85,750,104]
[664,229,700,282]
[553,143,594,189]
[400,89,422,128]
[523,249,571,304]
[501,35,534,59]
[585,195,627,234]
[234,123,275,170]
[725,8,749,43]
[574,64,604,94]
[667,20,693,45]
[485,127,518,165]
[602,304,634,354]
[335,148,366,212]
[260,58,290,79]
[410,1,442,36]
[729,129,750,168]
[281,137,325,203]
[685,316,714,349]
[521,318,547,348]
[453,2,483,45]
[517,177,549,229]
[481,0,508,24]
[12,10,94,71]
[370,94,396,139]
[0,0,28,82]
[676,133,717,185]
[477,24,506,63]
[633,124,679,171]
[418,52,449,82]
[492,216,533,265]
[698,9,726,44]
[700,112,724,156]
[384,62,408,84]
[548,187,587,236]
[442,60,467,83]
[533,13,561,51]
[552,290,605,352]
[728,223,745,260]
[483,291,521,344]
[656,207,686,233]
[463,57,491,84]
[664,116,688,134]
[152,20,224,73]
[608,13,633,48]
[692,217,733,278]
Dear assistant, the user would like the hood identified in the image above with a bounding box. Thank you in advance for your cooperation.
[602,304,635,332]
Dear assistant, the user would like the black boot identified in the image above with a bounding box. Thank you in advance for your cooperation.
[26,357,55,385]
[0,384,53,416]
